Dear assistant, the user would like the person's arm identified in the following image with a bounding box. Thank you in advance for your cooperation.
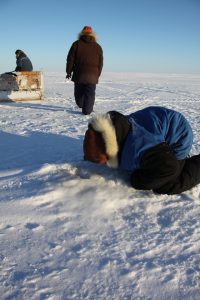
[98,47,103,76]
[131,143,182,191]
[66,42,78,76]
[15,57,22,71]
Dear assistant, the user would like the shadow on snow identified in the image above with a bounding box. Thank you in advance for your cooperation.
[0,130,130,202]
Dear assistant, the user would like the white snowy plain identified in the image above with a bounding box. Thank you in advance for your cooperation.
[0,72,200,300]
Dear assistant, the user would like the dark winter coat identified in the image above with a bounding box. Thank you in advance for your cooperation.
[66,35,103,84]
[15,53,33,72]
[88,107,200,195]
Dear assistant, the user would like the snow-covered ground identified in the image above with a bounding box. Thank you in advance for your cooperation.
[0,72,200,300]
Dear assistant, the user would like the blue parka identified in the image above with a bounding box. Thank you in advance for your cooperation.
[120,106,193,172]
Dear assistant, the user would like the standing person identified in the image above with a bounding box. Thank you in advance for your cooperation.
[15,49,33,72]
[66,26,103,115]
[83,106,200,195]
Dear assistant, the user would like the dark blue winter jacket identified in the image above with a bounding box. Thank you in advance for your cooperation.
[15,54,33,72]
[120,106,193,171]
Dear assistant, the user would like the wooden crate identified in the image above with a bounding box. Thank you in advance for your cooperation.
[0,71,44,101]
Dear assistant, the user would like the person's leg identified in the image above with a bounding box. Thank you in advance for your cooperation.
[74,83,84,108]
[154,154,200,194]
[82,84,96,115]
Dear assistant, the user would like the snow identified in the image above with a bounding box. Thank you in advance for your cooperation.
[0,72,200,300]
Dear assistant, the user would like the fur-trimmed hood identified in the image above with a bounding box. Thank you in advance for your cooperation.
[89,113,119,168]
[78,30,97,42]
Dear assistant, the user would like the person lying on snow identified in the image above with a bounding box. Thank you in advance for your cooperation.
[83,106,200,195]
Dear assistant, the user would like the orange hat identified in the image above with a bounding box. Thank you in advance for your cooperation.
[83,127,108,164]
[82,26,92,32]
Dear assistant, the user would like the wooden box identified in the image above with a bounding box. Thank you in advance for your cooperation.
[0,71,44,101]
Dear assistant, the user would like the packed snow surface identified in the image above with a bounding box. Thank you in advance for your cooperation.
[0,72,200,299]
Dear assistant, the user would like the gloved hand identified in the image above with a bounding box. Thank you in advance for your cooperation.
[66,74,71,79]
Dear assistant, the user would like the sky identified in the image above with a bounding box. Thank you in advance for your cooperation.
[0,0,200,74]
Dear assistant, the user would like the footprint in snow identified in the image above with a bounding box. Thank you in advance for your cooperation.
[25,222,42,231]
[157,207,181,228]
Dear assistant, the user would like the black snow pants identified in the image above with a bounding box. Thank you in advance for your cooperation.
[130,143,200,195]
[74,83,96,115]
[154,154,200,194]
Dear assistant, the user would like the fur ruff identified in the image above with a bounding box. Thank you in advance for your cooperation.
[89,114,119,168]
[78,30,97,41]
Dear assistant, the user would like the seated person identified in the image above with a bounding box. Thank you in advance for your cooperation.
[15,49,33,72]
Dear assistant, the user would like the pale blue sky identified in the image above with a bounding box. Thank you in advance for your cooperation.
[1,0,200,74]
